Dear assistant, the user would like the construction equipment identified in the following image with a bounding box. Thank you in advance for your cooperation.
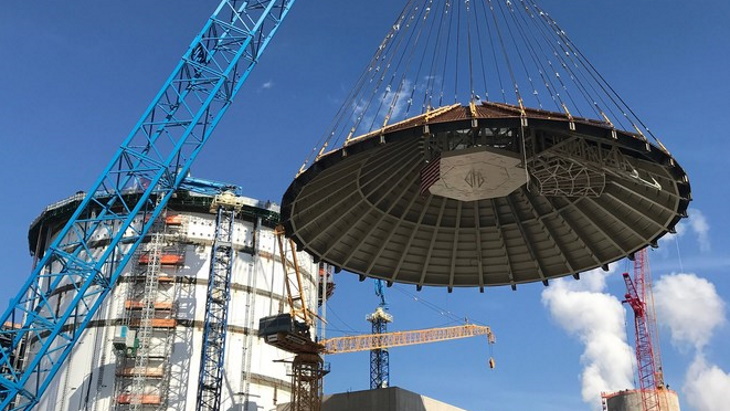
[260,228,496,411]
[367,280,391,389]
[196,191,245,411]
[321,324,496,355]
[622,248,665,411]
[263,227,326,411]
[112,215,182,410]
[260,316,495,411]
[0,2,295,410]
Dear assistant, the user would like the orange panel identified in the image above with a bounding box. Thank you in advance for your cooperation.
[128,318,177,328]
[124,301,173,310]
[138,254,184,265]
[165,214,183,225]
[116,394,162,405]
[116,368,164,378]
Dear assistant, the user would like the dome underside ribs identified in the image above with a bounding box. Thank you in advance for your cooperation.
[286,137,687,286]
[543,196,606,267]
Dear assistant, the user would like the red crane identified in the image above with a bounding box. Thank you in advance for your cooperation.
[622,248,665,411]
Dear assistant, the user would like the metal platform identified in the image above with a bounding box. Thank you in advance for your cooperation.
[281,102,690,290]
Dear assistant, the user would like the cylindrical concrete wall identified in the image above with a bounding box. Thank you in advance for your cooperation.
[25,189,320,411]
[604,388,680,411]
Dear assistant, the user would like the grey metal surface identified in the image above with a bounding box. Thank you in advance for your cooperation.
[282,104,690,290]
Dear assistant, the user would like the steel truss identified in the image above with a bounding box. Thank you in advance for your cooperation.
[196,193,243,411]
[290,354,329,411]
[529,135,662,197]
[623,250,663,411]
[367,308,392,390]
[0,1,295,409]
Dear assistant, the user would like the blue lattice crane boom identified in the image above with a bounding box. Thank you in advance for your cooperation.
[0,1,295,410]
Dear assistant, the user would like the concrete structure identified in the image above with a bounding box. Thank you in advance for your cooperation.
[321,387,467,411]
[26,188,320,411]
[602,389,681,411]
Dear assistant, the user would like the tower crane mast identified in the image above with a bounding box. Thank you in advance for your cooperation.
[196,191,245,411]
[368,280,391,389]
[0,2,295,410]
[622,248,665,411]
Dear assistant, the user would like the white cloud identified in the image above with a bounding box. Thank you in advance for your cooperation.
[657,218,686,248]
[684,354,730,411]
[654,273,725,350]
[260,80,274,90]
[654,272,729,411]
[657,208,710,253]
[688,208,710,252]
[542,267,634,410]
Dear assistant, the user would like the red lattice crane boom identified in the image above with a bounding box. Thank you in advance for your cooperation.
[622,248,665,411]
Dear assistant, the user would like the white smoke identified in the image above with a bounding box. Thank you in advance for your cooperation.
[541,267,635,410]
[654,273,728,411]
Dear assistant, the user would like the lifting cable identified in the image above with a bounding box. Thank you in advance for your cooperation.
[527,1,617,124]
[297,0,665,176]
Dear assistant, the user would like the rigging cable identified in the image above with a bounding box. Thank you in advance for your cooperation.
[487,0,524,110]
[526,0,619,124]
[497,0,543,109]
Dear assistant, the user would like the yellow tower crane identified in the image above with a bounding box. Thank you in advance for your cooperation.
[321,323,496,355]
[258,227,496,411]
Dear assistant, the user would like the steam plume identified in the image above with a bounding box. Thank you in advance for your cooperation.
[542,268,634,410]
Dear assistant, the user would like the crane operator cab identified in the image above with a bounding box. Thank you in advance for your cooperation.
[258,314,321,355]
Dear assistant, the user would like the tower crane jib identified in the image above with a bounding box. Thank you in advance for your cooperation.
[321,324,496,356]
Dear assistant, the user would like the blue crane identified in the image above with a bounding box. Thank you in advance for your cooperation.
[197,191,244,411]
[0,1,295,410]
[367,280,392,389]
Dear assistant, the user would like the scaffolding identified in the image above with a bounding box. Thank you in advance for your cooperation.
[113,214,183,410]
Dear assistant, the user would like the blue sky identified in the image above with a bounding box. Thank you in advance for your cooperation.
[1,1,729,410]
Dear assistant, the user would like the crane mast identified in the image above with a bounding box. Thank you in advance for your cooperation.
[367,280,391,389]
[0,1,295,410]
[196,191,245,411]
[622,248,665,411]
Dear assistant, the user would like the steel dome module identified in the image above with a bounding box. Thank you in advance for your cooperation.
[281,102,690,290]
